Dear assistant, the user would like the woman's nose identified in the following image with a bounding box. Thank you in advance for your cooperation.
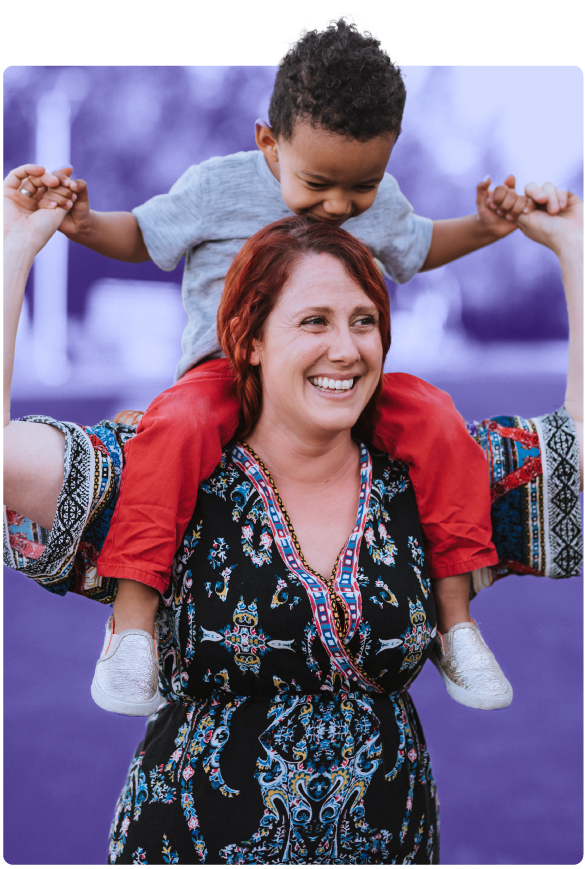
[327,327,361,363]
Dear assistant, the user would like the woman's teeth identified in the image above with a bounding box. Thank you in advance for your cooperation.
[309,376,355,392]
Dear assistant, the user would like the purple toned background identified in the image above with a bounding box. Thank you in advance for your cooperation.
[3,66,583,864]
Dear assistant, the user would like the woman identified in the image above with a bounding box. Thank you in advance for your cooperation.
[4,164,583,863]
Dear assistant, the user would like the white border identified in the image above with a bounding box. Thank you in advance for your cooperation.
[2,1,585,67]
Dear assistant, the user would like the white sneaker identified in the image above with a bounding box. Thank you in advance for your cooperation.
[430,620,513,710]
[91,615,162,716]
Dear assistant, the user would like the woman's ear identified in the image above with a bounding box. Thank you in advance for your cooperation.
[230,316,262,366]
[249,337,262,367]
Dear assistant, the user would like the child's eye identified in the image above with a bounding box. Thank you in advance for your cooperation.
[306,182,328,190]
[355,185,377,193]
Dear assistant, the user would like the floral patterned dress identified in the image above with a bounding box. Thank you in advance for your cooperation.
[4,408,581,863]
[109,442,439,864]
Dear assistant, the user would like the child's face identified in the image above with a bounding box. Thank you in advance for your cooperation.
[257,121,397,225]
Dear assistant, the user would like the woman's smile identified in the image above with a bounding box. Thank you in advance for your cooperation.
[307,375,359,394]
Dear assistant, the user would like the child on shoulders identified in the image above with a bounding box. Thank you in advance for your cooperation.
[25,20,564,715]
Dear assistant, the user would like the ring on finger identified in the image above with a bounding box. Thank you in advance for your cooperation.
[19,187,34,198]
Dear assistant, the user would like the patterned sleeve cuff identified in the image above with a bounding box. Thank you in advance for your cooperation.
[3,416,94,594]
[531,407,582,578]
[3,416,137,604]
[470,407,582,594]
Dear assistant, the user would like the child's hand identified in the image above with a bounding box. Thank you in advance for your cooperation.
[476,175,531,238]
[21,166,90,239]
[54,174,90,238]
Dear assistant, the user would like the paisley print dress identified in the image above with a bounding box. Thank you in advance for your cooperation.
[108,441,439,864]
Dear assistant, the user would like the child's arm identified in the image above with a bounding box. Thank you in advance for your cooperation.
[420,176,566,271]
[62,197,150,263]
[25,166,150,263]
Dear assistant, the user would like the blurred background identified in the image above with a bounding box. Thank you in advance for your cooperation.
[3,65,583,864]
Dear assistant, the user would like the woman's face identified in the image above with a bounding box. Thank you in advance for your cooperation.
[250,252,384,440]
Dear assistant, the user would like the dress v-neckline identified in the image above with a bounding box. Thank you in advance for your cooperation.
[230,440,380,693]
[239,440,368,584]
[237,440,373,645]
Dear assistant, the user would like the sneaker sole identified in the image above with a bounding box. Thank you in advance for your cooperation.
[91,677,162,717]
[430,653,513,710]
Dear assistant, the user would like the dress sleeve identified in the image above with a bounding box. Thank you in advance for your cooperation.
[3,415,138,604]
[468,407,582,594]
[132,164,206,271]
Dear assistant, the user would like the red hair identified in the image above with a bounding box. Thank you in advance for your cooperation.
[217,215,391,439]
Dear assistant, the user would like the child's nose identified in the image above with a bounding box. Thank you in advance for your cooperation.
[323,197,353,217]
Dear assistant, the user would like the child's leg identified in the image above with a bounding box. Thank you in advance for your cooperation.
[112,578,160,634]
[372,371,498,578]
[92,359,239,715]
[371,374,511,709]
[96,358,239,593]
[431,573,471,635]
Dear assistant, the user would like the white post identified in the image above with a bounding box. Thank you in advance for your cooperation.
[32,88,71,384]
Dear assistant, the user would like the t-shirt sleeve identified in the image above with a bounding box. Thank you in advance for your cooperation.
[468,407,582,594]
[3,416,138,604]
[132,164,206,271]
[357,174,433,284]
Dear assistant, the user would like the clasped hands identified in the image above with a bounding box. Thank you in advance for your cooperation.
[7,162,576,247]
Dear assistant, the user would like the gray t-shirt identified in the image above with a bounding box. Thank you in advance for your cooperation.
[133,150,433,379]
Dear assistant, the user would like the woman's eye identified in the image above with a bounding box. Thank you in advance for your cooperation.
[354,316,377,327]
[302,316,327,327]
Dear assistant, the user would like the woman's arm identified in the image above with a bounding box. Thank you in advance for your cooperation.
[559,243,582,482]
[3,165,71,529]
[560,243,582,487]
[515,188,583,487]
[469,190,583,594]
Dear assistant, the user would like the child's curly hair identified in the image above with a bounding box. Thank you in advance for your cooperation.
[268,18,406,142]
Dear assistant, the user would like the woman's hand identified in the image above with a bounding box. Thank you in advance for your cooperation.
[515,186,583,257]
[4,164,73,261]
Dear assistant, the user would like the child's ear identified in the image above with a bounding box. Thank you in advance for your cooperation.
[255,123,279,164]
